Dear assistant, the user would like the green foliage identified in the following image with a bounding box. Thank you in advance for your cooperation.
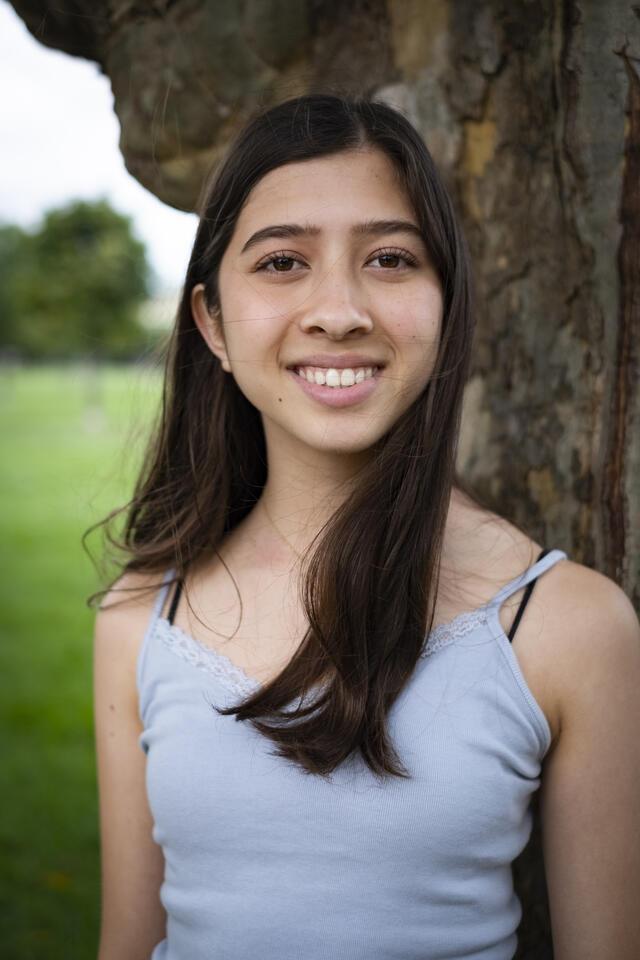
[0,200,154,360]
[0,224,26,348]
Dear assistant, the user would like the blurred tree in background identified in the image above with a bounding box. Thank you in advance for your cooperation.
[0,223,25,351]
[0,199,152,361]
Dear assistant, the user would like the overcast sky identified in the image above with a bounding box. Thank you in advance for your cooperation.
[0,1,197,292]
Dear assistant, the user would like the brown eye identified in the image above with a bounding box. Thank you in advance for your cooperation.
[255,251,305,273]
[369,247,418,269]
[270,256,295,272]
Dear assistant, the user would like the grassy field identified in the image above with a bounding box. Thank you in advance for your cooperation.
[0,363,162,959]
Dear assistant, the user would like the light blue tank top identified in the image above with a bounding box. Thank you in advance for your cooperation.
[137,548,568,959]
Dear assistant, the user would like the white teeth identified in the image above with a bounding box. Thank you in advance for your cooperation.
[294,365,379,388]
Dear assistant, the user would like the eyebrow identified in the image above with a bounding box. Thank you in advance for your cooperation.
[239,218,425,255]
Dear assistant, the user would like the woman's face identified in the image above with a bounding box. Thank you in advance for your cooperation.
[192,147,443,458]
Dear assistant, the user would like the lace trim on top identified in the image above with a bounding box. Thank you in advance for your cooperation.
[155,617,261,699]
[154,606,491,699]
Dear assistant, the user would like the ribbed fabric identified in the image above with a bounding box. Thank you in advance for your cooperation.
[137,549,568,960]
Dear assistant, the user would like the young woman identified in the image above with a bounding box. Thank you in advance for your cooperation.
[92,94,640,959]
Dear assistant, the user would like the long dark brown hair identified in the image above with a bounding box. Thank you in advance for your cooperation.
[86,93,487,782]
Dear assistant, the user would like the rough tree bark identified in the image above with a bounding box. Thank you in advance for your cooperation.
[10,1,639,956]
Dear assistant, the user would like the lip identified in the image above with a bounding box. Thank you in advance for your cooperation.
[286,366,381,408]
[286,353,386,370]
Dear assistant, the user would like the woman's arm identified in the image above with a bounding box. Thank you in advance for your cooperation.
[93,574,167,960]
[539,565,640,959]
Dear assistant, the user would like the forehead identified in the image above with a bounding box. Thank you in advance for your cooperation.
[231,148,416,239]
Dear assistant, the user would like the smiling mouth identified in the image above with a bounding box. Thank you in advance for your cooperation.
[289,364,382,388]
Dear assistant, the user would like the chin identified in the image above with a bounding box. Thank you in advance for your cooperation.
[296,429,383,458]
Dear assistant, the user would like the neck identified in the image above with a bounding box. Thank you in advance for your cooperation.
[241,423,374,564]
[228,422,474,576]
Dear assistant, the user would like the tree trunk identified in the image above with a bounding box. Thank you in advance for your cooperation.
[11,1,639,954]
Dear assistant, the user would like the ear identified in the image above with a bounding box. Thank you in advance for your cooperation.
[191,283,231,372]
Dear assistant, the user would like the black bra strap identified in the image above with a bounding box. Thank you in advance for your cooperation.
[507,548,550,642]
[167,578,183,625]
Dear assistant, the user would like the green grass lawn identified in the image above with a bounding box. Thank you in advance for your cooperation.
[0,362,163,959]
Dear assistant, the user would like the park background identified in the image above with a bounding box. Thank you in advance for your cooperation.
[0,3,194,955]
[1,2,638,958]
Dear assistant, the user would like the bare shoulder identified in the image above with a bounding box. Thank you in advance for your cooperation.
[532,556,638,637]
[97,568,169,628]
[98,568,169,614]
[94,569,171,705]
[510,550,638,742]
[532,559,640,724]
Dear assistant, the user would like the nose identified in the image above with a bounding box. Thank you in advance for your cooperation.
[298,268,374,340]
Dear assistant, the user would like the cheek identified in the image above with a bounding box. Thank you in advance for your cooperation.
[222,294,287,363]
[387,290,442,356]
[219,276,287,351]
[223,313,287,401]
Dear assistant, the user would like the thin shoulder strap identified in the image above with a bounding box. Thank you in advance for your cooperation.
[136,568,176,696]
[487,548,569,614]
[152,569,175,622]
[166,577,183,625]
[507,548,548,641]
